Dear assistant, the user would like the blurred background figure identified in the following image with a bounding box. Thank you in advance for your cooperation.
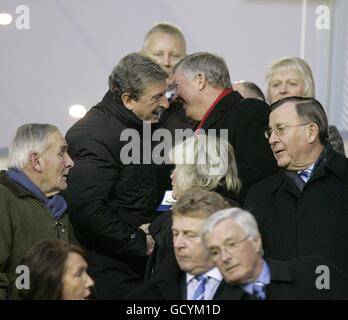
[20,239,94,300]
[142,22,196,134]
[232,80,266,102]
[265,56,345,156]
[146,134,241,277]
[142,22,186,90]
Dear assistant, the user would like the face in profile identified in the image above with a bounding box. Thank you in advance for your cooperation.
[204,218,263,284]
[172,215,214,275]
[39,130,74,196]
[123,81,169,123]
[143,32,186,81]
[173,69,203,121]
[268,101,313,170]
[269,68,305,103]
[61,252,94,300]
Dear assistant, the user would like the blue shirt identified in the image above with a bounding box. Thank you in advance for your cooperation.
[241,260,270,298]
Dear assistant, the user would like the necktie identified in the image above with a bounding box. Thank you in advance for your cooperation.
[298,168,312,183]
[192,275,208,300]
[252,281,266,300]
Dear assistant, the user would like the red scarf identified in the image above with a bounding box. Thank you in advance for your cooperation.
[195,88,233,131]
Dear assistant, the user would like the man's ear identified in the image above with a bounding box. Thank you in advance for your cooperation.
[196,73,207,91]
[29,152,42,172]
[307,123,319,144]
[121,93,134,111]
[251,237,262,254]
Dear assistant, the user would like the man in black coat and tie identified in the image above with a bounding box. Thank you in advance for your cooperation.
[173,52,278,202]
[202,207,348,299]
[244,96,348,276]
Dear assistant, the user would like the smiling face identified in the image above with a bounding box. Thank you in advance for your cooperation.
[61,252,94,300]
[269,68,305,103]
[268,101,316,170]
[124,81,169,123]
[38,130,74,196]
[173,69,205,121]
[172,215,214,275]
[143,32,186,80]
[204,218,263,284]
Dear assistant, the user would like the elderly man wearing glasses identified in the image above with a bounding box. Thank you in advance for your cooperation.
[202,208,348,299]
[244,96,348,276]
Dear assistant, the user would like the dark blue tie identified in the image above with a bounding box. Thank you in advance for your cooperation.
[192,275,208,300]
[298,168,312,183]
[252,281,266,300]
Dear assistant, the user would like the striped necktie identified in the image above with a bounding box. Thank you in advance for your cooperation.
[252,281,266,300]
[298,168,312,183]
[192,275,208,300]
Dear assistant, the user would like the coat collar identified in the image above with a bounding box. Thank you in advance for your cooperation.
[269,145,347,195]
[95,90,163,133]
[0,170,40,200]
[199,91,243,130]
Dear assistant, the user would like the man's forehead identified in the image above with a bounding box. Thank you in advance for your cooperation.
[172,215,204,230]
[270,102,298,120]
[47,131,67,147]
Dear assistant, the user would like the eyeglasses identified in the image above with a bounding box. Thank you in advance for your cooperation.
[264,123,311,139]
[209,235,250,260]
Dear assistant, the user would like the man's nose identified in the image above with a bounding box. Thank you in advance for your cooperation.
[163,54,171,67]
[65,153,74,168]
[268,130,279,145]
[160,96,170,109]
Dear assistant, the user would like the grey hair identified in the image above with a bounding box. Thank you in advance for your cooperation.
[270,96,328,145]
[8,123,59,170]
[169,133,241,196]
[265,56,315,103]
[108,52,168,104]
[143,22,186,51]
[202,207,264,256]
[174,52,232,89]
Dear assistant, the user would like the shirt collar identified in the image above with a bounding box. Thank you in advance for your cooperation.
[186,267,223,284]
[241,260,270,294]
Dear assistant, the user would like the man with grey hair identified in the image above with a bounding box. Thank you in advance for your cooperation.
[64,52,171,299]
[202,208,348,299]
[0,123,75,299]
[173,52,277,202]
[244,96,348,276]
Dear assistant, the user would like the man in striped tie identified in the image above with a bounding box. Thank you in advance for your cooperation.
[202,208,348,299]
[127,189,247,300]
[244,96,348,276]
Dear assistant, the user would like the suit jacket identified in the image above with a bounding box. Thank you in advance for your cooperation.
[244,146,348,275]
[127,253,249,300]
[200,92,278,202]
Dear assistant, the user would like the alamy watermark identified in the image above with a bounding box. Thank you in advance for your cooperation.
[0,5,30,29]
[120,124,229,176]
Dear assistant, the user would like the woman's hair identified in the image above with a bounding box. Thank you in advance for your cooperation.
[170,133,241,197]
[19,239,86,300]
[264,56,315,103]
